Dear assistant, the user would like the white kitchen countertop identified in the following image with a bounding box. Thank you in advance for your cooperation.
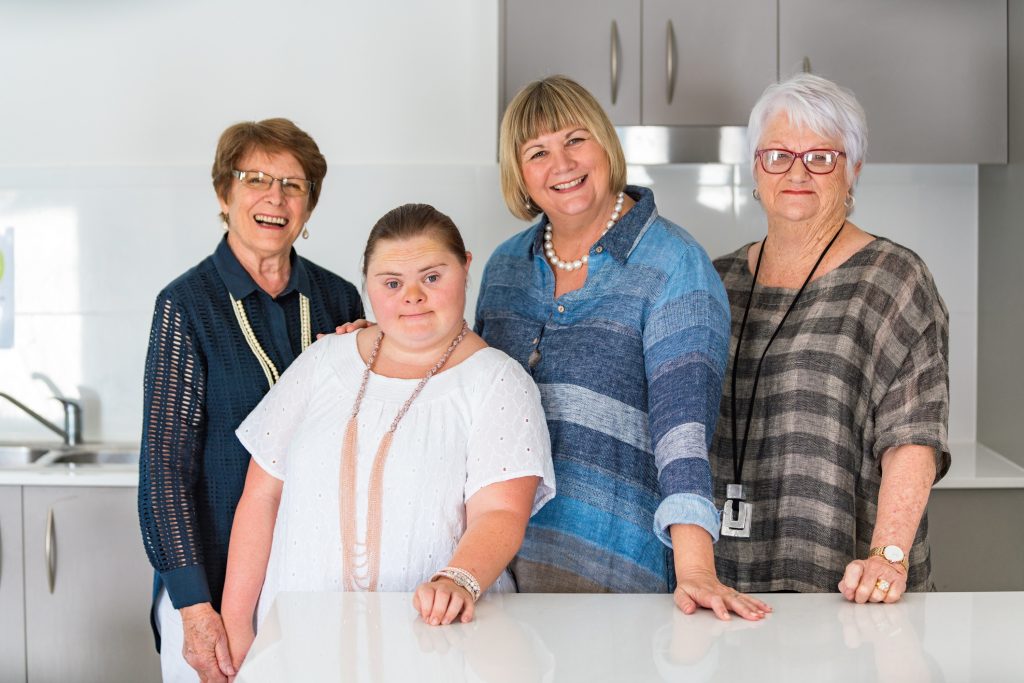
[237,591,1023,682]
[0,462,139,487]
[936,441,1024,489]
[0,441,1021,489]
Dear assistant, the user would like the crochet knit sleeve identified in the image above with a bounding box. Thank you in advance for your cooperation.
[138,291,210,607]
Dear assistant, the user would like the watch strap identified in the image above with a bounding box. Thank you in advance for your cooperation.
[868,546,909,572]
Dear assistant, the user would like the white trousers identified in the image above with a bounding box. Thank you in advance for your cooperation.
[157,588,201,683]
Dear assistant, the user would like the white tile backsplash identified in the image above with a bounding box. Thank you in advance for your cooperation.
[0,164,978,444]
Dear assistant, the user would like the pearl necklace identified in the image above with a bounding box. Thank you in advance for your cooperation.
[543,191,625,271]
[230,292,311,388]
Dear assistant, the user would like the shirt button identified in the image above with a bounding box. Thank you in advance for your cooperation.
[531,337,539,344]
[557,305,565,313]
[595,245,604,253]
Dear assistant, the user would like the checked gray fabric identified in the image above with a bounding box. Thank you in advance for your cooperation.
[711,236,950,593]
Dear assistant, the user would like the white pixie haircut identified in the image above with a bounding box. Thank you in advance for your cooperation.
[747,73,867,182]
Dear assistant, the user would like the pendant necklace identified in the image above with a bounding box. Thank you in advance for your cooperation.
[340,321,469,591]
[723,222,845,538]
[230,292,311,389]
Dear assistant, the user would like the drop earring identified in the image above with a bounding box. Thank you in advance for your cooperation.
[302,226,310,239]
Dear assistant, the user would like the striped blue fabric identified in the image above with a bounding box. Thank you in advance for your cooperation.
[475,186,730,592]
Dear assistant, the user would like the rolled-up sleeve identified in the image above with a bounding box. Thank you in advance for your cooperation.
[873,271,951,481]
[644,246,731,546]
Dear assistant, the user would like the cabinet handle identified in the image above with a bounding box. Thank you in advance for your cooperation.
[45,507,56,594]
[666,20,677,104]
[610,20,620,105]
[802,56,812,73]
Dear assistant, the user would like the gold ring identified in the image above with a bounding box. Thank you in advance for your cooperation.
[875,579,891,592]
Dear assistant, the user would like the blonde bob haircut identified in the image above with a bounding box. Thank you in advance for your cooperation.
[499,75,627,221]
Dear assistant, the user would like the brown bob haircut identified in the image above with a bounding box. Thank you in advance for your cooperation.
[362,203,468,278]
[499,75,627,221]
[212,118,328,220]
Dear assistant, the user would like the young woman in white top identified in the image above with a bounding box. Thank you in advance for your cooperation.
[221,204,556,669]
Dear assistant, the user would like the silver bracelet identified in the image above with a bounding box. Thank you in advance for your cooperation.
[430,566,482,602]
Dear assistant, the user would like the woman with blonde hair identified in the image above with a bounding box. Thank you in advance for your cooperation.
[475,75,769,620]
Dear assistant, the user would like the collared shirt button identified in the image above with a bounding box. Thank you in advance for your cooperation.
[595,245,604,253]
[557,305,565,313]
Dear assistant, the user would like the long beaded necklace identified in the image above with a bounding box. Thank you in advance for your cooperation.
[543,191,625,271]
[340,321,470,591]
[230,292,311,388]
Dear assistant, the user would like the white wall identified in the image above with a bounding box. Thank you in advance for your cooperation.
[0,2,978,447]
[0,1,499,166]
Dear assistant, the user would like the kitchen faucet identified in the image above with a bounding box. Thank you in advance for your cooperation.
[0,392,81,446]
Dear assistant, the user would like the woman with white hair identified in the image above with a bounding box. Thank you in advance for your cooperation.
[710,73,950,603]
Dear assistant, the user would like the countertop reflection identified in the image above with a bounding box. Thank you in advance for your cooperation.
[238,591,1022,682]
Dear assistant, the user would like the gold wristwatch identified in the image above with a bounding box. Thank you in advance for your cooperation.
[869,545,909,572]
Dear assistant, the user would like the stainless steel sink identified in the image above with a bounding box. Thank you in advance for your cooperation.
[0,444,140,467]
[33,449,140,466]
[0,445,50,466]
[42,450,139,465]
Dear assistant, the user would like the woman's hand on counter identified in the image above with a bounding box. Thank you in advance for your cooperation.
[670,524,771,621]
[414,577,475,625]
[839,556,908,604]
[673,568,772,621]
[180,602,235,682]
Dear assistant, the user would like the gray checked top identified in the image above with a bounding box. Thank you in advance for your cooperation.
[711,237,950,593]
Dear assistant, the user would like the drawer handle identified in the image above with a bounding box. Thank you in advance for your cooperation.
[666,20,677,104]
[45,507,56,594]
[610,20,620,105]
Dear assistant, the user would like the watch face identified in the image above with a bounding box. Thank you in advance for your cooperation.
[883,546,905,562]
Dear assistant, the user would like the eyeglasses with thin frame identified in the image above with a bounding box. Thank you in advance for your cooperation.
[755,149,846,175]
[232,170,314,197]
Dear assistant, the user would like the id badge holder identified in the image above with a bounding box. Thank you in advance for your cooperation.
[721,483,752,538]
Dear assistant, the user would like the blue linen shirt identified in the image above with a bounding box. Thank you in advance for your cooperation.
[138,236,363,647]
[475,186,729,592]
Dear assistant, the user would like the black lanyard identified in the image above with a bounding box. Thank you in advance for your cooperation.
[729,222,845,484]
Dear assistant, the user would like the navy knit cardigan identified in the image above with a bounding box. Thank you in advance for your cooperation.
[138,237,362,645]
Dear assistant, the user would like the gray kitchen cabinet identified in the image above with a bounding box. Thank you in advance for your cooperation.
[504,0,642,124]
[0,486,26,682]
[503,0,775,127]
[779,0,1006,163]
[22,486,159,683]
[641,0,776,126]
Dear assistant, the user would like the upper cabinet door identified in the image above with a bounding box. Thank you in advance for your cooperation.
[642,0,777,126]
[779,0,1007,163]
[504,0,642,125]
